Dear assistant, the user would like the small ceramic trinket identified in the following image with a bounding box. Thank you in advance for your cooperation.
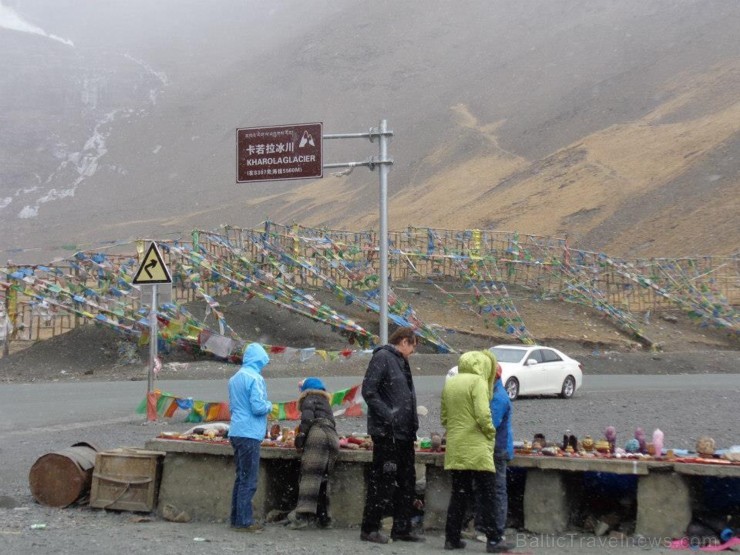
[582,435,595,452]
[624,438,640,453]
[595,440,610,454]
[431,433,443,452]
[605,426,617,454]
[533,433,546,450]
[635,427,647,453]
[652,429,664,458]
[696,436,715,458]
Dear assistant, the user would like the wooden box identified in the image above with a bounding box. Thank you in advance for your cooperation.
[90,448,165,512]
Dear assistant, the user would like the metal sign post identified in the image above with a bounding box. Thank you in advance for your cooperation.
[236,119,394,345]
[132,242,172,421]
[148,284,157,398]
[323,119,393,345]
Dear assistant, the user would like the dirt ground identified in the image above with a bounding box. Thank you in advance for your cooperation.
[1,279,737,382]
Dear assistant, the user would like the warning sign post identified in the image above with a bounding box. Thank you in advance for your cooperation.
[132,243,172,285]
[237,122,323,183]
[132,242,171,420]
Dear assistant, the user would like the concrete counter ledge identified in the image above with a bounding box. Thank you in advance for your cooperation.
[144,438,740,539]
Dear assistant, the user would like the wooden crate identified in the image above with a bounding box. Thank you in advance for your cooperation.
[90,448,165,512]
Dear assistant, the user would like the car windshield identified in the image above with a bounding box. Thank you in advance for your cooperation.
[491,347,527,363]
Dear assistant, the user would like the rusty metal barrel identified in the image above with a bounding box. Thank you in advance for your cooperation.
[28,442,99,508]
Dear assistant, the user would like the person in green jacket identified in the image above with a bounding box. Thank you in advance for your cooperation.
[442,350,506,553]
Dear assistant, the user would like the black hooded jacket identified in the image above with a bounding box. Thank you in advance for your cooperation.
[361,344,419,441]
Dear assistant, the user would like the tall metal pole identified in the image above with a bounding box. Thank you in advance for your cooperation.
[323,120,393,346]
[378,119,390,345]
[147,284,157,398]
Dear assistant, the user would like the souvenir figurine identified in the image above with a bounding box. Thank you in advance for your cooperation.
[568,434,578,451]
[431,432,443,452]
[533,433,546,450]
[562,430,571,450]
[696,436,715,458]
[652,429,664,458]
[595,439,611,454]
[624,438,640,453]
[605,426,617,454]
[635,427,647,453]
[582,435,595,452]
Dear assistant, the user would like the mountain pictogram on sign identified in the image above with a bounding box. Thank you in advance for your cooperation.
[299,130,315,148]
[132,243,172,285]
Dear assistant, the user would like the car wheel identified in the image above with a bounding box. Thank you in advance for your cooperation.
[505,377,519,401]
[560,375,576,399]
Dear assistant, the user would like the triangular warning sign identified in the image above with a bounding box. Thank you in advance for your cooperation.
[132,243,172,285]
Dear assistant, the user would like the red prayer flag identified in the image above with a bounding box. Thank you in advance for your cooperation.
[146,391,159,422]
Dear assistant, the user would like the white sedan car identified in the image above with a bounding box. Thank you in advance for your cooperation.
[446,345,583,400]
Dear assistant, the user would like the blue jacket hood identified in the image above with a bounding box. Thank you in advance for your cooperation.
[241,343,269,373]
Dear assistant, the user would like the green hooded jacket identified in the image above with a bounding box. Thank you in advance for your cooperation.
[441,350,496,471]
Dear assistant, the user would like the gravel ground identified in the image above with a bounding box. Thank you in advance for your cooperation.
[0,414,711,555]
[1,367,738,554]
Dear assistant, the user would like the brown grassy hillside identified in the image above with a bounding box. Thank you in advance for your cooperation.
[262,61,740,258]
[2,1,740,263]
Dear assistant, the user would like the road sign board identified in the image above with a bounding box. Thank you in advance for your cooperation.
[132,242,172,285]
[237,122,323,183]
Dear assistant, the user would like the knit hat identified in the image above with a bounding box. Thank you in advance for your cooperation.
[300,377,326,392]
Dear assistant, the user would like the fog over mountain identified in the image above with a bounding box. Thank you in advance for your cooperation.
[1,0,738,264]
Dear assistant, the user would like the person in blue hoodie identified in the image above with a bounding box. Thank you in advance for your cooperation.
[228,343,273,532]
[476,350,515,552]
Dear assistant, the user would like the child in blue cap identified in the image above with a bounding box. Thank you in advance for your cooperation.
[287,377,339,529]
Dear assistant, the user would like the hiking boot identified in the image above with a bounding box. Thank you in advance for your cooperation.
[360,530,389,544]
[232,522,264,533]
[444,538,467,550]
[287,511,315,530]
[486,538,515,552]
[287,518,309,530]
[391,531,425,542]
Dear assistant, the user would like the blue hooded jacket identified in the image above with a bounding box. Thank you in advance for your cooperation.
[228,343,272,439]
[491,378,514,460]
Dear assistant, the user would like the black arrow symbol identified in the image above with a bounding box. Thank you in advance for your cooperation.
[144,259,158,279]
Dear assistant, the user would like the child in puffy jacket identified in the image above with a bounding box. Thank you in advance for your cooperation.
[287,377,339,530]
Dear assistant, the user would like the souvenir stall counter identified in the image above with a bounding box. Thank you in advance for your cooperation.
[144,437,740,539]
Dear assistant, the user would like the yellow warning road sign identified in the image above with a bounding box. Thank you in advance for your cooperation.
[132,242,172,285]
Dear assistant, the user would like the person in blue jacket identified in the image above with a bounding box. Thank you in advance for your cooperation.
[228,343,273,532]
[479,350,515,552]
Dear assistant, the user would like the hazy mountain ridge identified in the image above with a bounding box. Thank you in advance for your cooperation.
[1,1,738,263]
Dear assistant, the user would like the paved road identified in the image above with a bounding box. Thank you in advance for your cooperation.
[2,374,738,432]
[1,375,737,555]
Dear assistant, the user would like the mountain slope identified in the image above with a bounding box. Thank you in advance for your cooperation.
[1,1,739,263]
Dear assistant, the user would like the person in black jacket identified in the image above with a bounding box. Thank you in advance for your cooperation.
[288,377,339,530]
[360,327,424,544]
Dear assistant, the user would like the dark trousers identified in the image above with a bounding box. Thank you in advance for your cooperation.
[445,470,497,544]
[493,456,508,539]
[316,479,330,524]
[474,456,509,540]
[361,436,416,535]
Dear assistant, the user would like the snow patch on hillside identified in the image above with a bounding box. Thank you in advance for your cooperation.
[0,1,74,46]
